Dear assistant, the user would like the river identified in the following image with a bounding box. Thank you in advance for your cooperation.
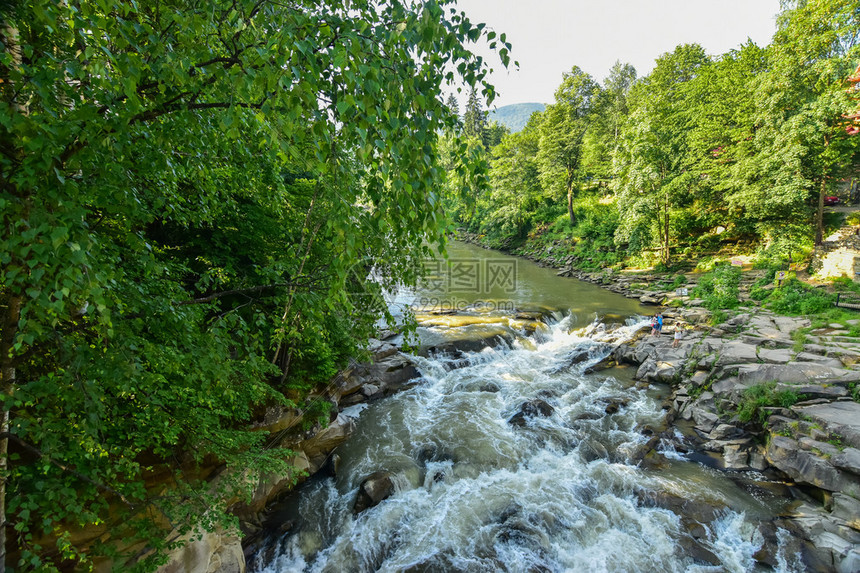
[249,243,801,572]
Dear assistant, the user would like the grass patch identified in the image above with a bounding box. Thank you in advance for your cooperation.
[792,327,810,353]
[736,381,803,424]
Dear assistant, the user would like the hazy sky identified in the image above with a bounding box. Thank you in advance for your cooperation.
[453,0,782,108]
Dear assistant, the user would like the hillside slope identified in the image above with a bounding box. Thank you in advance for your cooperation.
[489,102,545,132]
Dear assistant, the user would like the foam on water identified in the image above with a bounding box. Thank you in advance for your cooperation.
[251,317,802,573]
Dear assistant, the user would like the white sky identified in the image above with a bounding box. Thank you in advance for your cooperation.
[453,0,782,108]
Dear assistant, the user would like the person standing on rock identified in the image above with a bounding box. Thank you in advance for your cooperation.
[651,313,663,336]
[673,322,683,348]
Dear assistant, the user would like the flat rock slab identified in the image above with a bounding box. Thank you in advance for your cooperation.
[766,435,860,495]
[773,316,811,335]
[715,341,759,367]
[776,384,849,401]
[758,348,792,364]
[795,401,860,450]
[794,352,845,369]
[832,447,860,476]
[736,364,860,386]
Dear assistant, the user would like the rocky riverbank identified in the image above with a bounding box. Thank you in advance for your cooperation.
[178,233,860,572]
[456,231,860,570]
[613,310,860,572]
[158,340,424,573]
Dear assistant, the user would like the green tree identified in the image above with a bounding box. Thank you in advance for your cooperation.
[463,87,488,143]
[582,62,637,186]
[538,66,599,226]
[684,42,769,239]
[446,93,460,118]
[0,0,500,569]
[479,114,543,243]
[604,61,638,145]
[747,0,860,245]
[614,44,711,264]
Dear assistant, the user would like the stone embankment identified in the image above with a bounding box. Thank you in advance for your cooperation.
[615,310,860,572]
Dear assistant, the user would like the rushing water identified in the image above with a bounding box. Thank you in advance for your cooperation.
[251,245,799,573]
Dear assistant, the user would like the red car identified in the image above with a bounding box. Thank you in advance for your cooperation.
[824,196,840,206]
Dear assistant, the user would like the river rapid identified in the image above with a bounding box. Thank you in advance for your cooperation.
[250,244,801,573]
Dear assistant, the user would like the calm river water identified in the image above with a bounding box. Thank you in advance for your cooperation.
[250,243,801,573]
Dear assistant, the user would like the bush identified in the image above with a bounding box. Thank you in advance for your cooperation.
[694,264,741,311]
[764,278,835,315]
[737,382,802,423]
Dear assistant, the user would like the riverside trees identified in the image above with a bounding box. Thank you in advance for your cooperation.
[453,0,859,267]
[0,0,499,569]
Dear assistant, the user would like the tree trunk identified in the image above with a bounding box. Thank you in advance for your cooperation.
[664,199,670,265]
[567,181,576,226]
[815,136,831,246]
[0,20,23,571]
[0,296,20,570]
[815,175,826,245]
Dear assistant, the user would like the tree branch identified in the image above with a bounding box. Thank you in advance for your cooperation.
[0,432,136,508]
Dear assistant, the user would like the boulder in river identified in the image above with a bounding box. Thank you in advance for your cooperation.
[508,399,555,427]
[353,471,396,513]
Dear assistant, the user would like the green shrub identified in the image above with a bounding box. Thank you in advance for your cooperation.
[737,381,802,423]
[749,285,770,301]
[764,278,835,315]
[694,264,741,311]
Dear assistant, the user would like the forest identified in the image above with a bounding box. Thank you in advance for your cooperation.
[446,0,860,272]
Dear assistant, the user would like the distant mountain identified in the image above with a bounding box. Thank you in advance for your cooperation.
[489,103,546,133]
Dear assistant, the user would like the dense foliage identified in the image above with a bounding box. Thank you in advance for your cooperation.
[450,0,860,269]
[0,0,501,569]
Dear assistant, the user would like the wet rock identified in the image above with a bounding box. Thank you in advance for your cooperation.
[636,489,722,565]
[415,444,455,466]
[601,397,630,415]
[301,414,356,463]
[508,399,555,427]
[584,356,616,374]
[353,471,396,513]
[321,453,340,477]
[479,382,501,393]
[571,411,602,423]
[559,343,611,369]
[580,438,611,462]
[424,335,508,358]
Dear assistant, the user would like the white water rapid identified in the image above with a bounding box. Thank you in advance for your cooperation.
[251,316,800,573]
